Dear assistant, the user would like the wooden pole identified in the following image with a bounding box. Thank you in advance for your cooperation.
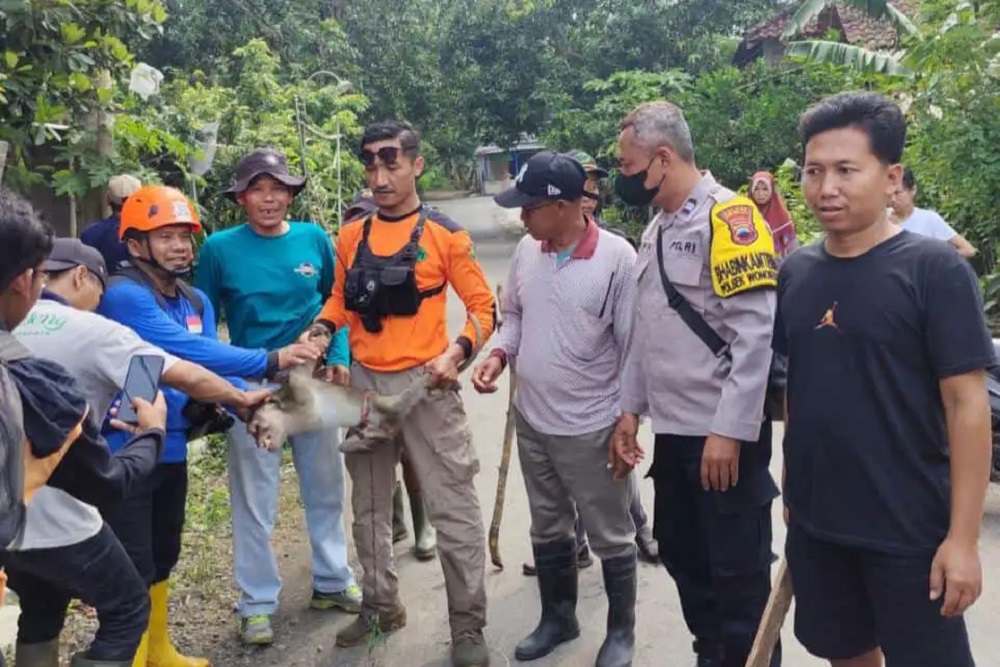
[745,559,794,667]
[0,141,9,184]
[488,283,516,570]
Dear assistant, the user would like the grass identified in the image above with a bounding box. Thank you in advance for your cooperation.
[177,435,234,589]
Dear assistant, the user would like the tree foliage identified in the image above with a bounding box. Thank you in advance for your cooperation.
[0,0,167,194]
[5,0,1000,273]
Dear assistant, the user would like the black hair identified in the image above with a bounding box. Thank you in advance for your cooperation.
[0,188,54,292]
[44,266,93,287]
[360,120,421,157]
[44,268,73,282]
[799,92,906,165]
[902,167,916,190]
[123,228,146,244]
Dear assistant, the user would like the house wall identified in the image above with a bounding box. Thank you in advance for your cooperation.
[3,143,106,239]
[477,153,514,194]
[476,148,545,194]
[763,39,786,65]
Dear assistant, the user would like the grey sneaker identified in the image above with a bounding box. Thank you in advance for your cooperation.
[310,583,362,613]
[239,614,274,646]
[452,630,490,666]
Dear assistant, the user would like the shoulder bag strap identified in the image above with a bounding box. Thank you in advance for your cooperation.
[655,225,731,361]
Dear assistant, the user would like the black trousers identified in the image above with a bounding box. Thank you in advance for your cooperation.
[102,461,188,586]
[5,524,149,660]
[650,419,781,667]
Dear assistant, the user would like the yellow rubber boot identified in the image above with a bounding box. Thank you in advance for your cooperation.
[147,581,210,667]
[132,632,149,667]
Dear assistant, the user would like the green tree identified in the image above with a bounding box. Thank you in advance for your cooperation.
[129,39,368,231]
[0,0,168,197]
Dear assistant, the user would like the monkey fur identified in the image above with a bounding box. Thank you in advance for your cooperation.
[248,316,483,454]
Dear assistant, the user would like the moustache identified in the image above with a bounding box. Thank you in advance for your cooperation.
[373,188,394,195]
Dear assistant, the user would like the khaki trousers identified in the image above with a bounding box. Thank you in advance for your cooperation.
[346,363,487,638]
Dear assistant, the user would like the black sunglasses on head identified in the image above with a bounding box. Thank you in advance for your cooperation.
[358,145,417,168]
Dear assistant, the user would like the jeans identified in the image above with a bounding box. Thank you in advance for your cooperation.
[6,524,149,660]
[227,397,355,617]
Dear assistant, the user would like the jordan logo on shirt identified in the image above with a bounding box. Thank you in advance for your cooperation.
[815,302,840,332]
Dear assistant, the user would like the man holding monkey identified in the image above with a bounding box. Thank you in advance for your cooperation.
[303,120,496,667]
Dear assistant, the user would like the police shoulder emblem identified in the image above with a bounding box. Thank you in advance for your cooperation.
[708,195,778,299]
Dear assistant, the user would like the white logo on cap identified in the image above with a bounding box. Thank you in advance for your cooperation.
[172,200,192,220]
[514,163,529,184]
[264,153,280,166]
[547,184,562,197]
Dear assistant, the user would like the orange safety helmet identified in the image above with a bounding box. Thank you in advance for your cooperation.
[119,185,203,240]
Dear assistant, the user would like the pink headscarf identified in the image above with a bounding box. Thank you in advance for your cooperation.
[751,171,798,259]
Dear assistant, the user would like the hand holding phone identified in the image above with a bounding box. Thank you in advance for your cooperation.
[111,391,168,434]
[116,354,166,425]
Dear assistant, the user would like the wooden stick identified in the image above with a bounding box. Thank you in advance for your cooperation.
[745,559,794,667]
[488,284,517,570]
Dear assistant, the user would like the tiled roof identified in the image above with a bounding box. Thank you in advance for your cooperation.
[742,1,915,48]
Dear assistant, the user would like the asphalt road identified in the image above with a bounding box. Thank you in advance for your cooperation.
[273,195,1000,667]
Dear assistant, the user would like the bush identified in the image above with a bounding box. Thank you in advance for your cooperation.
[116,39,369,235]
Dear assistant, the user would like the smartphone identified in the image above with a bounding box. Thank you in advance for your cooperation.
[117,354,166,425]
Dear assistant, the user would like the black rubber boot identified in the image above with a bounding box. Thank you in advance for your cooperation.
[721,637,780,667]
[595,553,637,667]
[514,539,580,661]
[69,653,131,666]
[392,481,409,544]
[15,639,59,667]
[693,639,722,667]
[409,491,437,561]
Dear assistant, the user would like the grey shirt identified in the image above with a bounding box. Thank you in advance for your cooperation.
[493,224,637,435]
[11,298,178,550]
[621,173,775,442]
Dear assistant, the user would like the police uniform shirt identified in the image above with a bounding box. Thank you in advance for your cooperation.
[620,172,776,444]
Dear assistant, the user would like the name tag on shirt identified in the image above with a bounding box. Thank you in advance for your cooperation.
[186,315,203,334]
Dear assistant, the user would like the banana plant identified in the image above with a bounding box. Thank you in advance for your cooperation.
[786,41,909,75]
[780,0,919,74]
[781,0,918,40]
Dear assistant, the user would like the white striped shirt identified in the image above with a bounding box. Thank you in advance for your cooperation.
[493,221,637,436]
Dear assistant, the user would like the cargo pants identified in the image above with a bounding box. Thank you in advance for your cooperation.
[346,363,487,639]
[650,418,781,667]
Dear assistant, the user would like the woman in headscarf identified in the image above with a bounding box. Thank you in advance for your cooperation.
[750,171,799,260]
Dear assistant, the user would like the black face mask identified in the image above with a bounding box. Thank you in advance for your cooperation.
[615,157,664,208]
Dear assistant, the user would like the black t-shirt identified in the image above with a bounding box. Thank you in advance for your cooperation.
[773,231,996,555]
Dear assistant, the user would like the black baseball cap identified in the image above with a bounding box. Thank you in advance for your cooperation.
[42,238,108,288]
[225,148,306,202]
[494,151,587,209]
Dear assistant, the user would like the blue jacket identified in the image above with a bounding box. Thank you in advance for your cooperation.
[80,215,130,274]
[98,280,264,463]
